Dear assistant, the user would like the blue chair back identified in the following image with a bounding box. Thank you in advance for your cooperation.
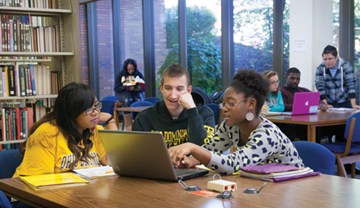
[0,190,12,208]
[143,97,161,104]
[293,141,336,175]
[0,149,23,179]
[102,95,119,102]
[206,103,220,126]
[344,111,360,142]
[130,101,154,119]
[100,100,115,116]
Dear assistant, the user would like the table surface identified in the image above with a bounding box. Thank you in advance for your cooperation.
[266,110,355,142]
[1,173,360,208]
[115,106,150,113]
[266,110,355,125]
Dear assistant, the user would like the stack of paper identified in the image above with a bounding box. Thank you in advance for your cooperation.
[239,163,319,182]
[73,166,116,179]
[20,173,89,190]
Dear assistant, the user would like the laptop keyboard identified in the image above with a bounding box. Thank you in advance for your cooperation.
[175,168,200,176]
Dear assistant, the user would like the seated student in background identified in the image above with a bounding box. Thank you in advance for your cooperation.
[169,70,304,175]
[280,67,311,112]
[114,58,145,107]
[132,64,215,147]
[262,70,284,112]
[13,82,118,177]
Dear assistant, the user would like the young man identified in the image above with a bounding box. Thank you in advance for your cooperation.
[280,67,311,112]
[315,45,360,110]
[132,64,215,147]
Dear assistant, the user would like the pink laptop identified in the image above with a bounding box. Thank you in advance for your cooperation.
[282,92,320,115]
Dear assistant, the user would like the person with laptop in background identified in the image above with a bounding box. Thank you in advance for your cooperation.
[280,67,311,112]
[13,82,118,177]
[262,70,285,113]
[169,70,304,175]
[132,64,215,147]
[315,45,360,111]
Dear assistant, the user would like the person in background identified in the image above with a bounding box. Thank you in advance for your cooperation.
[114,58,145,107]
[13,82,118,177]
[262,70,284,112]
[169,70,303,175]
[315,45,360,111]
[132,64,215,147]
[280,67,311,112]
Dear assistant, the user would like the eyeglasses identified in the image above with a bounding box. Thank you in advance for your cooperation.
[84,102,102,115]
[219,99,247,109]
[271,80,279,85]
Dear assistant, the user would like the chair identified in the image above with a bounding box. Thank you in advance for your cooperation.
[322,111,360,178]
[102,95,119,102]
[100,98,121,129]
[0,149,23,179]
[206,103,223,127]
[0,190,12,208]
[130,100,154,119]
[292,141,336,175]
[143,97,161,104]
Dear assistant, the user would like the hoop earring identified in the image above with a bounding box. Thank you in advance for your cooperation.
[246,112,254,121]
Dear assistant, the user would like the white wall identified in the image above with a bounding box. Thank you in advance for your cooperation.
[289,0,333,90]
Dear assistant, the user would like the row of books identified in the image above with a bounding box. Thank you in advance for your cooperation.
[0,102,49,145]
[0,64,59,97]
[1,107,33,141]
[1,15,60,53]
[0,0,59,9]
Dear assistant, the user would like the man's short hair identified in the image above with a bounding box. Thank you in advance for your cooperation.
[161,64,191,86]
[322,45,338,57]
[286,67,301,77]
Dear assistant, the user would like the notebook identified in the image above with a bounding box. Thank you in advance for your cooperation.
[99,130,209,182]
[282,92,320,115]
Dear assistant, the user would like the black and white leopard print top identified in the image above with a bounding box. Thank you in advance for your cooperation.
[203,116,304,175]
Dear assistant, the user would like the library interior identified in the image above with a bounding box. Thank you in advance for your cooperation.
[1,0,360,208]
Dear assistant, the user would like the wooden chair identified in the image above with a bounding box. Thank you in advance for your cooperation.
[322,111,360,178]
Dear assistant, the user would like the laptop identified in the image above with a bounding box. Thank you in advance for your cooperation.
[98,130,209,182]
[282,92,320,115]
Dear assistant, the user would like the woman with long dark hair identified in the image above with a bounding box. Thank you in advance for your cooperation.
[13,82,117,177]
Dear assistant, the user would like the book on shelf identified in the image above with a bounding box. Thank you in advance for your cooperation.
[239,163,320,182]
[0,104,30,142]
[19,172,90,190]
[73,166,116,180]
[0,63,57,97]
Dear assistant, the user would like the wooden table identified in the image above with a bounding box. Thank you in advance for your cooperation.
[114,106,150,130]
[266,111,355,142]
[1,174,360,208]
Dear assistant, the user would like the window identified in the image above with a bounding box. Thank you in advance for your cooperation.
[233,0,273,73]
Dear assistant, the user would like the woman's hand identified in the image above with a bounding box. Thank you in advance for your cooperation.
[169,143,195,168]
[99,112,118,130]
[177,156,201,168]
[99,112,112,123]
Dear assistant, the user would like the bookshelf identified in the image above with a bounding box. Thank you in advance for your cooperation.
[0,0,81,150]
